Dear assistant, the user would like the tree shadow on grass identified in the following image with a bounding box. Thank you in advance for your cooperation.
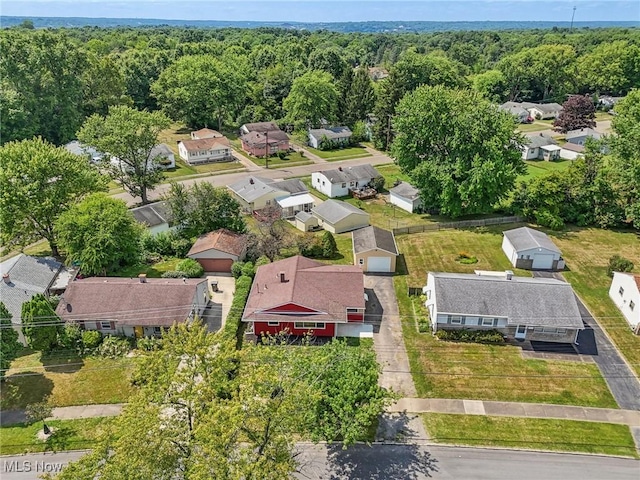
[41,350,84,374]
[0,372,54,413]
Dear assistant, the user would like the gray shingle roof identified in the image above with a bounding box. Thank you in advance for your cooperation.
[389,181,420,201]
[130,201,170,228]
[0,254,62,326]
[431,272,583,328]
[503,227,561,254]
[312,200,369,224]
[529,103,563,113]
[241,122,281,133]
[565,128,602,140]
[309,127,352,141]
[524,133,557,149]
[241,130,289,145]
[228,177,307,203]
[318,164,382,184]
[352,226,398,255]
[270,179,308,195]
[295,211,313,222]
[150,143,174,158]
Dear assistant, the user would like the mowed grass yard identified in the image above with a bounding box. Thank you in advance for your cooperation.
[1,351,136,410]
[518,159,573,182]
[423,414,638,458]
[305,145,372,161]
[394,224,618,407]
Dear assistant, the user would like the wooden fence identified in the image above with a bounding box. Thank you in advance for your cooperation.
[393,216,525,236]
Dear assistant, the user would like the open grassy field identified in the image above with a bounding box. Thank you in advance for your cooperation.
[248,151,312,168]
[0,417,116,455]
[422,414,638,458]
[1,351,136,410]
[393,225,618,407]
[305,145,372,161]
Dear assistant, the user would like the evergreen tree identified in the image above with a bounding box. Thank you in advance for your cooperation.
[22,294,61,353]
[0,302,21,381]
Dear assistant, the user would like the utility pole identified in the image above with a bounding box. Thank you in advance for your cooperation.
[265,130,269,169]
[570,6,577,31]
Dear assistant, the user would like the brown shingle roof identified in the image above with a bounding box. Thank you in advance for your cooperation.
[242,122,280,133]
[180,136,230,152]
[192,128,223,139]
[243,256,364,323]
[56,277,206,326]
[241,130,289,146]
[187,229,246,257]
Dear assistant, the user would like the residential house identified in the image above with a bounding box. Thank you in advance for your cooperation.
[565,128,602,146]
[242,255,367,338]
[499,102,533,123]
[240,122,281,135]
[228,177,314,218]
[527,103,563,120]
[187,229,247,273]
[295,211,319,232]
[609,272,640,334]
[148,144,175,169]
[64,140,104,163]
[424,271,584,344]
[598,96,623,109]
[521,133,561,161]
[177,136,233,165]
[57,276,210,338]
[389,181,422,213]
[311,164,382,198]
[311,199,370,234]
[130,201,172,235]
[1,254,73,344]
[367,66,389,82]
[308,127,353,149]
[560,142,585,160]
[502,226,564,270]
[240,130,290,157]
[352,226,398,273]
[191,128,223,140]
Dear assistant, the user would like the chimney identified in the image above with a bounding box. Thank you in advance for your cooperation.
[338,166,343,171]
[279,271,286,283]
[249,178,254,184]
[505,270,514,280]
[2,273,10,284]
[139,274,147,283]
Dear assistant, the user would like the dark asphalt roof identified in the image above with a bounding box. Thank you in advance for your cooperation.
[352,226,398,255]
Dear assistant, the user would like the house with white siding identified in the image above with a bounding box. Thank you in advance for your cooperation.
[609,272,640,335]
[521,133,561,161]
[311,200,370,234]
[308,127,352,149]
[311,165,382,198]
[527,103,563,120]
[177,136,233,165]
[389,182,422,213]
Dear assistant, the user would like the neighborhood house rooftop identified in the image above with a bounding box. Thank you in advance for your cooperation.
[353,226,398,255]
[389,181,420,200]
[503,226,561,253]
[312,199,368,224]
[319,164,381,184]
[188,229,246,257]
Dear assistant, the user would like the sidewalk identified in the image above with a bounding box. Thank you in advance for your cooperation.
[390,398,640,427]
[1,403,124,427]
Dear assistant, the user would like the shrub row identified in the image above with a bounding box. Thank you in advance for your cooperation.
[222,275,254,348]
[435,329,505,344]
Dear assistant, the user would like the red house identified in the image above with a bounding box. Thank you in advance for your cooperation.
[240,129,290,157]
[242,256,366,337]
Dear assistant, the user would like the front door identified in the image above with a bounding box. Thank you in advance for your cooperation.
[515,325,527,340]
[134,326,143,338]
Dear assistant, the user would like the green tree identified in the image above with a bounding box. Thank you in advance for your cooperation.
[344,66,376,125]
[0,302,21,381]
[165,182,246,239]
[578,41,640,95]
[308,47,348,80]
[392,85,524,217]
[283,70,339,129]
[321,231,338,258]
[607,255,634,277]
[77,105,171,204]
[0,138,106,256]
[117,48,172,111]
[152,54,247,130]
[22,294,61,353]
[471,69,508,103]
[553,95,596,133]
[82,54,132,118]
[55,194,143,276]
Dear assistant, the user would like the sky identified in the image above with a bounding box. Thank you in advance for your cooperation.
[2,0,639,22]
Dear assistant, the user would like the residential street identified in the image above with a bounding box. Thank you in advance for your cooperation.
[2,445,638,480]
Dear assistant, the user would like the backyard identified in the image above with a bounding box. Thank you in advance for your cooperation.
[393,224,619,408]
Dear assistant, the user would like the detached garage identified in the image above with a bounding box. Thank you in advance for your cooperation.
[311,200,370,234]
[352,226,398,273]
[502,227,565,271]
[187,229,247,273]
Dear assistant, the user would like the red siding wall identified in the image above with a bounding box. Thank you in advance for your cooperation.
[347,312,364,322]
[253,321,336,337]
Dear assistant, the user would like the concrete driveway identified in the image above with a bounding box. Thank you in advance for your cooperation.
[201,275,236,332]
[533,271,640,410]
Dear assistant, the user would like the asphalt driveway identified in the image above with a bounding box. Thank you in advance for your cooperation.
[533,271,640,410]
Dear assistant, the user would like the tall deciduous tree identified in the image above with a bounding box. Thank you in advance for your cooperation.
[0,138,106,256]
[308,47,348,81]
[0,302,21,381]
[392,85,525,217]
[471,69,508,103]
[22,294,60,353]
[578,41,640,96]
[82,54,132,118]
[344,66,376,125]
[77,105,171,204]
[152,54,247,130]
[56,194,143,276]
[553,95,596,133]
[165,182,246,239]
[283,70,339,129]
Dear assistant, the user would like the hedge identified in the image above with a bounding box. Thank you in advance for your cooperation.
[435,329,505,344]
[222,275,253,349]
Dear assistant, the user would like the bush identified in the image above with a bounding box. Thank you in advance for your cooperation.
[607,255,634,277]
[97,335,132,358]
[231,261,245,279]
[162,270,187,278]
[297,234,323,257]
[176,258,204,278]
[417,318,430,333]
[535,210,564,230]
[277,151,286,160]
[370,176,385,192]
[435,329,505,344]
[142,230,192,258]
[136,336,163,351]
[241,261,255,278]
[58,323,82,351]
[223,275,253,346]
[81,330,102,353]
[254,255,271,269]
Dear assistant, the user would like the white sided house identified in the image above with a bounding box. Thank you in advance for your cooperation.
[424,271,584,344]
[130,201,172,235]
[527,103,563,120]
[389,182,422,213]
[177,136,233,165]
[352,226,398,273]
[521,133,561,161]
[609,272,640,334]
[565,128,602,147]
[308,127,352,149]
[311,165,382,198]
[228,177,313,217]
[502,227,564,271]
[311,200,370,234]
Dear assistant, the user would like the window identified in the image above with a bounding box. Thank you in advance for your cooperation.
[153,327,162,335]
[100,321,112,330]
[358,258,364,265]
[342,183,346,188]
[630,301,635,311]
[347,308,359,313]
[322,181,325,186]
[542,327,559,334]
[619,286,624,296]
[482,318,494,327]
[294,322,324,329]
[557,328,566,334]
[350,181,355,186]
[450,316,462,324]
[267,321,279,326]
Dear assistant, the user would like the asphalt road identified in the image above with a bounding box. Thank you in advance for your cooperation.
[2,445,638,480]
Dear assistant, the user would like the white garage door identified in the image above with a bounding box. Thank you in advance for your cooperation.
[533,253,554,269]
[367,256,392,272]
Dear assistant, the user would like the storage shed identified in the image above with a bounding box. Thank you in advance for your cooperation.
[352,226,398,273]
[502,227,564,271]
[295,211,319,232]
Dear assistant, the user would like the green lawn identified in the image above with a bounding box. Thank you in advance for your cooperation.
[110,257,182,278]
[305,145,372,161]
[423,414,638,458]
[517,122,551,133]
[595,112,615,122]
[393,225,618,408]
[519,159,573,182]
[247,151,312,168]
[375,163,411,189]
[0,417,116,455]
[1,351,136,410]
